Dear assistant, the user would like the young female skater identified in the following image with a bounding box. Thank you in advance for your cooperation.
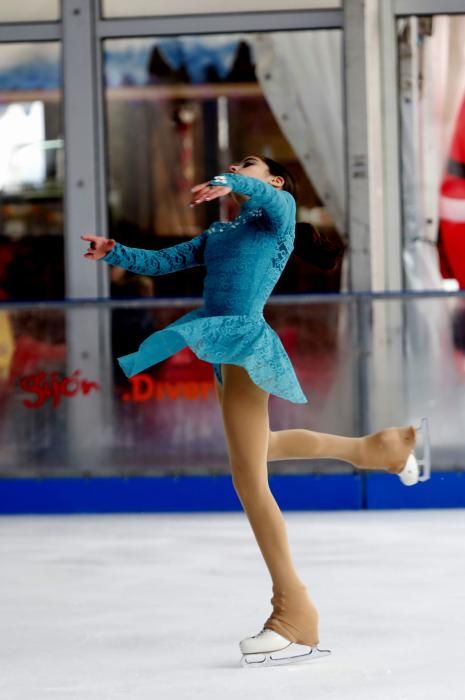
[82,155,428,668]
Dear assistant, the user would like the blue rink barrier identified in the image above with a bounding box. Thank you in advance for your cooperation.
[0,474,361,514]
[0,472,463,514]
[365,471,465,509]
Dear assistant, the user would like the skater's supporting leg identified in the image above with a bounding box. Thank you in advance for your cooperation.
[220,363,319,646]
[267,426,416,473]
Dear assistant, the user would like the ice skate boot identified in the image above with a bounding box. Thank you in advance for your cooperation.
[239,628,331,668]
[360,417,431,486]
[395,417,431,486]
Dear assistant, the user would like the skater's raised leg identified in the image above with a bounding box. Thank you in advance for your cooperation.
[220,363,319,647]
[215,373,416,474]
[267,426,416,474]
[217,369,423,483]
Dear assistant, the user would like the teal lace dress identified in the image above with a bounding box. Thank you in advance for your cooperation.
[102,173,307,404]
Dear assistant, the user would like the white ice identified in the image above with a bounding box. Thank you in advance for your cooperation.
[1,510,464,700]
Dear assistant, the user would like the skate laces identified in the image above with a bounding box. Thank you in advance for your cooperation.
[253,629,267,639]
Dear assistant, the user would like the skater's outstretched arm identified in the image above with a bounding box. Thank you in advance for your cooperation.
[192,172,295,228]
[81,231,208,276]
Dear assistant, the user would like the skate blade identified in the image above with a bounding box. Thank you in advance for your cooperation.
[241,644,331,669]
[414,416,431,482]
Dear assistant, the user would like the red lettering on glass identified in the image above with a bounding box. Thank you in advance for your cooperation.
[20,370,101,409]
[122,375,214,402]
[165,382,183,401]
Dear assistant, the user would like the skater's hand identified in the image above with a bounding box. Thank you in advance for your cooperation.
[189,180,232,207]
[81,234,116,260]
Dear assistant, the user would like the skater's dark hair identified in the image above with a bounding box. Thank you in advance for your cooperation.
[262,156,298,200]
[263,156,345,271]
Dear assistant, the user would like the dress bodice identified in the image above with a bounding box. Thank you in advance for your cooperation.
[102,172,296,318]
[100,173,307,403]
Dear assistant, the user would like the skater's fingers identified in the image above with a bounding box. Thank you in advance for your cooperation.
[190,194,212,207]
[81,234,99,243]
[204,186,231,200]
[191,182,209,193]
[189,186,212,206]
[194,187,213,202]
[190,185,231,206]
[203,189,223,202]
[194,185,213,199]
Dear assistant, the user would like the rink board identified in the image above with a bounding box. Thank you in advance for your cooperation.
[0,474,360,514]
[365,471,465,508]
[0,472,464,513]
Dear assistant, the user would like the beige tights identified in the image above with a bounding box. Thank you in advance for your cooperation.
[268,425,416,473]
[218,364,416,646]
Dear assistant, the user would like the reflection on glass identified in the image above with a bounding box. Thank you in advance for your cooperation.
[0,3,59,22]
[101,0,341,18]
[0,43,64,301]
[397,14,465,293]
[1,295,463,478]
[396,17,465,476]
[0,307,67,476]
[0,298,353,477]
[103,32,344,299]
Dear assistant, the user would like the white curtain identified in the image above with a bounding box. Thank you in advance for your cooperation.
[250,31,345,234]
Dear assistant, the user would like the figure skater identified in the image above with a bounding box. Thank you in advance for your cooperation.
[82,155,429,668]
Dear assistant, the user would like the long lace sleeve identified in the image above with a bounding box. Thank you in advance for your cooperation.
[209,173,295,227]
[101,231,208,276]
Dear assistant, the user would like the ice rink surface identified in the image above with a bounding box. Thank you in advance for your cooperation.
[1,509,464,700]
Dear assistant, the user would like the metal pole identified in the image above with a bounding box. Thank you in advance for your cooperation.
[343,0,373,435]
[62,0,113,468]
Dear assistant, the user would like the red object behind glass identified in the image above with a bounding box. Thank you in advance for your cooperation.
[439,93,465,288]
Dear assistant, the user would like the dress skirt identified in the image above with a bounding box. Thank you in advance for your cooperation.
[116,307,308,404]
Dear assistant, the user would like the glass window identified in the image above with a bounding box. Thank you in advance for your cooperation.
[396,15,465,465]
[103,31,344,299]
[2,296,463,477]
[0,43,64,301]
[397,14,465,293]
[101,29,346,480]
[102,0,340,18]
[0,306,67,476]
[0,298,355,477]
[0,3,59,22]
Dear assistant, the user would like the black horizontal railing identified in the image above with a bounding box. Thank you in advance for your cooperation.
[0,289,464,310]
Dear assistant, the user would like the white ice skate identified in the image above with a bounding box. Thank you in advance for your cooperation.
[239,628,331,668]
[397,417,431,487]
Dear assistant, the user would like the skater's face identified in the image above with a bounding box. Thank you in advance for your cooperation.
[228,156,285,190]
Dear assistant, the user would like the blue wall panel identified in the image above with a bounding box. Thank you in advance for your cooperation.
[365,472,465,509]
[1,472,463,514]
[0,474,361,515]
